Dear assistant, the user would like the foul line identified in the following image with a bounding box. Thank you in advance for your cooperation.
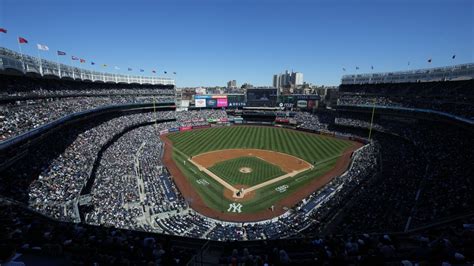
[244,165,313,194]
[187,158,239,195]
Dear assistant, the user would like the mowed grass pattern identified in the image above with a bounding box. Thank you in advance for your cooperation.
[168,126,356,214]
[209,156,286,187]
[168,126,352,163]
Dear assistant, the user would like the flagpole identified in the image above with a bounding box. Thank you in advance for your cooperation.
[17,37,25,73]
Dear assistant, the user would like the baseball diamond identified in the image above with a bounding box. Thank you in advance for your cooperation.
[162,126,361,222]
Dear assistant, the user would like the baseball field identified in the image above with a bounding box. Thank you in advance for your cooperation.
[161,126,361,222]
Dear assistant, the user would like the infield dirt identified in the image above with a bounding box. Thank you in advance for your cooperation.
[192,149,311,173]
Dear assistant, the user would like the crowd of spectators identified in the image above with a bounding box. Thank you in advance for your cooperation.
[294,111,328,130]
[175,109,227,127]
[331,111,474,233]
[3,101,473,245]
[2,73,474,263]
[86,121,187,230]
[338,79,474,120]
[0,96,173,141]
[1,76,174,97]
[0,74,174,141]
[219,216,474,265]
[14,107,474,243]
[27,112,171,221]
[0,199,197,265]
[16,108,233,241]
[2,195,472,265]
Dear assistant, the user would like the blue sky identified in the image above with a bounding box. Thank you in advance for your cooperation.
[0,0,472,87]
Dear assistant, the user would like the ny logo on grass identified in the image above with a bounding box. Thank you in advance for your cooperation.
[227,203,243,213]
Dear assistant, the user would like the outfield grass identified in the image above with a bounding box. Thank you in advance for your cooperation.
[167,126,354,214]
[208,156,286,186]
[168,126,351,164]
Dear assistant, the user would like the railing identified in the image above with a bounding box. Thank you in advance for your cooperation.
[0,47,175,86]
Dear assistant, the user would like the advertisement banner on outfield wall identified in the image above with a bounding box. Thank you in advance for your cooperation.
[217,98,228,107]
[159,129,169,135]
[206,98,217,107]
[321,131,335,137]
[179,126,192,131]
[168,127,179,133]
[192,124,211,129]
[275,118,289,123]
[195,98,206,108]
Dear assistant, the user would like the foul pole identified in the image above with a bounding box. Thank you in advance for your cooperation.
[368,99,376,140]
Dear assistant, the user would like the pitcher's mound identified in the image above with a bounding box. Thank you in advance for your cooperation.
[239,167,253,174]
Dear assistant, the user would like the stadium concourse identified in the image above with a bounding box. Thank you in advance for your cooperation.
[1,71,474,264]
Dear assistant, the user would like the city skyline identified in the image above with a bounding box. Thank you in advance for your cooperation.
[0,0,472,87]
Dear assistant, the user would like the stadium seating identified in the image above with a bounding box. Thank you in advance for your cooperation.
[1,73,473,264]
[338,79,474,120]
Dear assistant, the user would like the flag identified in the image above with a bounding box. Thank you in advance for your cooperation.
[428,58,432,63]
[0,28,7,33]
[342,68,346,71]
[36,44,49,51]
[355,67,359,70]
[452,55,456,59]
[91,62,95,65]
[57,51,66,56]
[80,59,86,63]
[128,67,132,71]
[18,37,28,44]
[152,70,156,73]
[72,56,79,60]
[103,64,107,67]
[164,71,167,74]
[371,65,374,70]
[140,69,144,72]
[173,72,176,74]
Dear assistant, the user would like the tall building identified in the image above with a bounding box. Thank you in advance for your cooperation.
[272,70,303,90]
[293,72,303,86]
[272,75,280,88]
[227,80,237,88]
